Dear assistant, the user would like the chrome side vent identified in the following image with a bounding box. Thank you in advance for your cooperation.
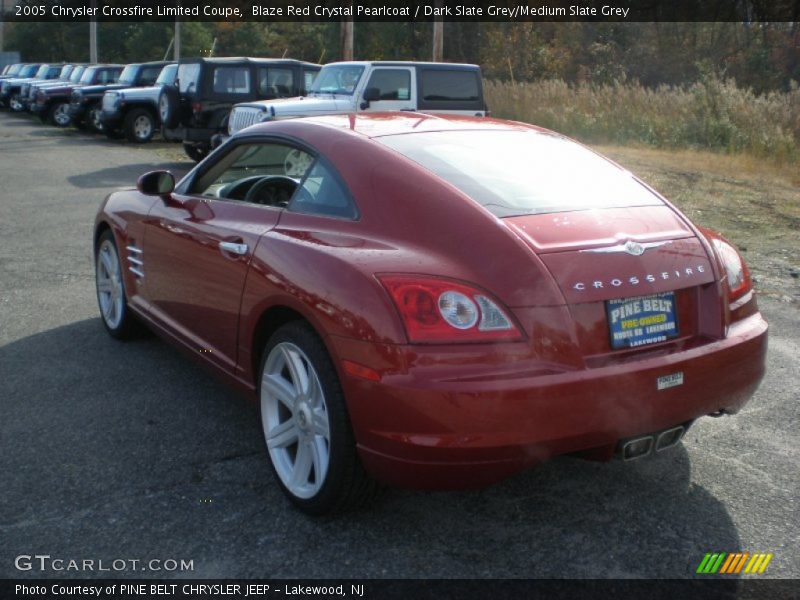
[126,244,144,279]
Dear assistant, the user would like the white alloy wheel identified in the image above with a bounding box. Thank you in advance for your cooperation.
[53,103,70,126]
[261,341,331,500]
[96,239,124,330]
[133,114,153,140]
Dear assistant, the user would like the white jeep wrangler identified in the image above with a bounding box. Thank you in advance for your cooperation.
[224,61,487,140]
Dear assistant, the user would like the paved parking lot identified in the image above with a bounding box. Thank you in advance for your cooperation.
[1,112,798,579]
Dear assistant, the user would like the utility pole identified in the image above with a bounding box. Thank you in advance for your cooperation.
[89,0,98,62]
[341,19,353,60]
[174,20,181,60]
[0,0,5,53]
[432,0,443,61]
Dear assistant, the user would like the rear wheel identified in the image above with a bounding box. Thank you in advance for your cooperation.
[258,322,380,515]
[49,102,71,127]
[123,108,156,143]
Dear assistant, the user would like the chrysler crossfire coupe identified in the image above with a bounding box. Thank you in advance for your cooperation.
[94,113,767,514]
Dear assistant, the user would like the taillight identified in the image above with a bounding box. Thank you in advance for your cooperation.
[711,238,751,302]
[378,275,523,343]
[192,101,202,114]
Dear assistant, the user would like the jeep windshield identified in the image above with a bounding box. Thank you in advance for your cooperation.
[79,68,98,84]
[309,65,364,96]
[117,65,140,86]
[34,65,50,78]
[377,130,663,217]
[155,64,178,86]
[69,67,86,83]
[19,65,39,78]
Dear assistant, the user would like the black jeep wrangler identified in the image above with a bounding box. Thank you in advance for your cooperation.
[69,61,168,132]
[159,57,321,161]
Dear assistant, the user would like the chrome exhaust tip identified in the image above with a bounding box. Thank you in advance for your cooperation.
[655,426,685,451]
[621,436,654,461]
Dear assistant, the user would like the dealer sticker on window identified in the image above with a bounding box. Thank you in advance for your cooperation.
[606,292,679,349]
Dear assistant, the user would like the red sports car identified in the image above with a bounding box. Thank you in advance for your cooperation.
[94,113,767,514]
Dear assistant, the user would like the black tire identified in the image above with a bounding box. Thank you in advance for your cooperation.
[94,229,140,340]
[159,86,180,129]
[183,142,209,162]
[87,103,104,132]
[123,108,156,143]
[258,321,381,515]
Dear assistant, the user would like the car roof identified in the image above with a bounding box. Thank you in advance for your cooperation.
[247,112,547,139]
[324,61,480,70]
[179,57,321,67]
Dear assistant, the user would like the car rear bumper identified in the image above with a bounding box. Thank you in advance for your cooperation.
[330,312,768,489]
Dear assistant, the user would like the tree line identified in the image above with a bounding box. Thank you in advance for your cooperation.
[6,21,799,93]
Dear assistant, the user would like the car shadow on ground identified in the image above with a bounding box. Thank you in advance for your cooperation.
[0,319,742,581]
[67,162,192,189]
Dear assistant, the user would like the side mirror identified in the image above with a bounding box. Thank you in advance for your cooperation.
[137,170,175,196]
[360,87,380,109]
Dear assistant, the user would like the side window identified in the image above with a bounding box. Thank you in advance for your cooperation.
[303,69,319,91]
[213,66,251,94]
[289,160,357,219]
[98,70,117,84]
[257,67,295,97]
[364,69,411,101]
[420,70,479,102]
[177,63,201,94]
[139,66,162,86]
[189,142,315,207]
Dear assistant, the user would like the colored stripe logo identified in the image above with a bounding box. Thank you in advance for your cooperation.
[696,552,773,574]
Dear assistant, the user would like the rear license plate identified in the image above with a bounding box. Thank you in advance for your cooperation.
[606,292,679,349]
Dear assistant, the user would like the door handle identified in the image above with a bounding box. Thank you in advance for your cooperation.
[219,241,248,256]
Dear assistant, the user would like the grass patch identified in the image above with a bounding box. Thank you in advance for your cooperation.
[486,77,800,164]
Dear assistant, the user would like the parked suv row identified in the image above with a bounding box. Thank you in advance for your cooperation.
[3,57,489,163]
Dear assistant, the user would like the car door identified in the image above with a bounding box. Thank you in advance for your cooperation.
[142,139,316,373]
[360,67,415,112]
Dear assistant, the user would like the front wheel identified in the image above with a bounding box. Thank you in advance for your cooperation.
[49,102,71,127]
[87,104,104,132]
[123,108,156,143]
[95,230,138,339]
[258,322,380,515]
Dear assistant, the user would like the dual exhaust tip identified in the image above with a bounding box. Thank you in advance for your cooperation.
[619,425,686,461]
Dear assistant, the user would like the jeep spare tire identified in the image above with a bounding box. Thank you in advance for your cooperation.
[159,86,180,129]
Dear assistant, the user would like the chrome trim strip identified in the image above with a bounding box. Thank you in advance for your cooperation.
[581,240,672,255]
[128,267,144,277]
[127,256,143,266]
[126,246,143,254]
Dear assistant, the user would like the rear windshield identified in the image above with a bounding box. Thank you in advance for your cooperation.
[377,130,663,217]
[156,64,178,86]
